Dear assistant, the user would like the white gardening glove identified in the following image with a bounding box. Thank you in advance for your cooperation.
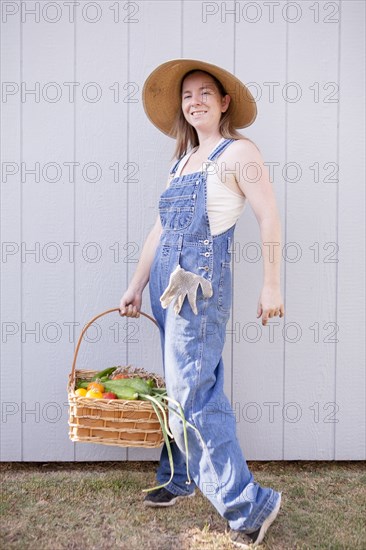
[160,264,213,315]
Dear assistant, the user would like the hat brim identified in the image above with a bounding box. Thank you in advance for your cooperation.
[142,58,257,138]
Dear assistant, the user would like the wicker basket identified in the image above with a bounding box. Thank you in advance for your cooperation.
[67,308,167,448]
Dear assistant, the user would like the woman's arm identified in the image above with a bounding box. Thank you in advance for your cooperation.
[229,139,285,324]
[128,213,163,293]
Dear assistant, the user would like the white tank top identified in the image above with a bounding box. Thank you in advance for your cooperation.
[173,138,247,236]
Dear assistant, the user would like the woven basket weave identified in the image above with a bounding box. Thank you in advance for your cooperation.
[67,308,166,448]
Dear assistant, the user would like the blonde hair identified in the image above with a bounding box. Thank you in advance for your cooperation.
[170,69,258,162]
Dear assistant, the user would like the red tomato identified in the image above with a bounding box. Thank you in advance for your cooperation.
[102,392,118,399]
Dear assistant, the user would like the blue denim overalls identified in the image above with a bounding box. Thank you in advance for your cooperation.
[149,138,280,532]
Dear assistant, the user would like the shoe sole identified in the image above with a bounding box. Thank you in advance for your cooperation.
[143,490,196,508]
[252,492,282,547]
[230,492,282,549]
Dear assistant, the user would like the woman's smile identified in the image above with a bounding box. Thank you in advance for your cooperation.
[191,110,207,117]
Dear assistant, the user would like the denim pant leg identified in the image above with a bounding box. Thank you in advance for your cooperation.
[161,298,280,532]
[149,284,196,496]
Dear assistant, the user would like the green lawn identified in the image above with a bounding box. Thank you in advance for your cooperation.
[1,461,365,549]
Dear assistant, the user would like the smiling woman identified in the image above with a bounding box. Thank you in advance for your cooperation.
[120,58,284,549]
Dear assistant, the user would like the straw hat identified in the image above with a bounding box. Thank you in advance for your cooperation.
[142,58,257,138]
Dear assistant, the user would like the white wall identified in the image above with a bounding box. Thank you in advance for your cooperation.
[1,0,364,461]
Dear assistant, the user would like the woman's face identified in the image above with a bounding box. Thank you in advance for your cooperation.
[181,71,230,133]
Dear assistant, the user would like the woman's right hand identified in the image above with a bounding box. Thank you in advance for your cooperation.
[119,287,142,317]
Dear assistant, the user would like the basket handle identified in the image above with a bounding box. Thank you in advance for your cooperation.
[71,308,159,380]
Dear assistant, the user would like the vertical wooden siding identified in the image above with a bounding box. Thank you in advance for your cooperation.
[1,0,364,461]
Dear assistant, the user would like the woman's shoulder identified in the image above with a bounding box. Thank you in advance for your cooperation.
[229,136,262,157]
[221,136,265,180]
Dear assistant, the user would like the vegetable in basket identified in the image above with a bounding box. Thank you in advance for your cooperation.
[103,385,139,400]
[103,378,152,396]
[75,377,152,396]
[85,389,104,399]
[102,392,118,399]
[90,366,118,381]
[87,381,105,393]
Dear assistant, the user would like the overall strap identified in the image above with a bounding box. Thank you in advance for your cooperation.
[208,138,235,162]
[170,156,183,176]
[170,138,235,176]
[170,147,195,176]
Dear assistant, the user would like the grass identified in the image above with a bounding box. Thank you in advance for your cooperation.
[1,461,365,549]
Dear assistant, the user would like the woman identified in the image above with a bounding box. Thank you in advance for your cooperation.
[119,59,284,549]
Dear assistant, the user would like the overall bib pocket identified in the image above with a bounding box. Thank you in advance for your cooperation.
[159,191,197,231]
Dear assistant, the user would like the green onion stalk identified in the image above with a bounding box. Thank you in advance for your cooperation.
[139,389,205,494]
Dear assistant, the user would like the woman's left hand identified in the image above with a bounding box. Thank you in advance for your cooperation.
[256,285,285,326]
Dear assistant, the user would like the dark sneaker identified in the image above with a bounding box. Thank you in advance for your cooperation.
[143,487,196,507]
[228,492,282,548]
